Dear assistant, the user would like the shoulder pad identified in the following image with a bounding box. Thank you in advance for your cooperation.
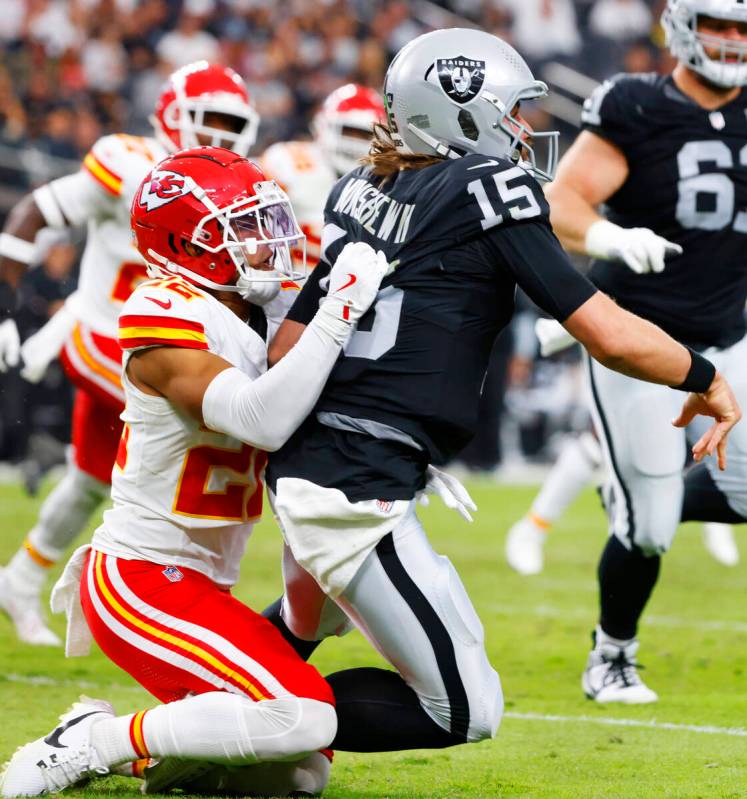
[118,278,211,352]
[84,134,163,197]
[581,72,661,129]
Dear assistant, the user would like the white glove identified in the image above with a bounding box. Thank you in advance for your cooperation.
[0,317,21,372]
[237,268,282,306]
[585,219,682,275]
[314,242,390,343]
[417,465,477,522]
[20,300,78,383]
[535,317,577,357]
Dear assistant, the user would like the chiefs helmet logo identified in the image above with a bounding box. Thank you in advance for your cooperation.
[435,56,486,105]
[139,169,192,211]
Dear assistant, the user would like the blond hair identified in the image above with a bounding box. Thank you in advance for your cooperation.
[362,123,445,179]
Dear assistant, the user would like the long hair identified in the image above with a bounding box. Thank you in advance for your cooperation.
[362,122,445,178]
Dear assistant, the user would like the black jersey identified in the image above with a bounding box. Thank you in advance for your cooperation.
[268,155,595,497]
[582,73,747,349]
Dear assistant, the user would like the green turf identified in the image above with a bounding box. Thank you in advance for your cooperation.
[0,480,745,798]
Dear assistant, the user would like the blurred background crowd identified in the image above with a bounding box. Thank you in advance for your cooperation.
[0,0,668,480]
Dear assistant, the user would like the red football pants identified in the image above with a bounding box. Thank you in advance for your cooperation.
[80,549,334,706]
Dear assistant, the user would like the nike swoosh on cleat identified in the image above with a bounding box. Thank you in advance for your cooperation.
[146,296,172,309]
[43,711,108,749]
[334,273,357,293]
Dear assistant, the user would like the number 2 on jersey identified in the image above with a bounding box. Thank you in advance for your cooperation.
[173,441,267,522]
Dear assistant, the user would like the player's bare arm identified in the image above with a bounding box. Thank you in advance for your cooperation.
[0,194,47,289]
[126,346,232,423]
[268,318,306,366]
[543,132,628,253]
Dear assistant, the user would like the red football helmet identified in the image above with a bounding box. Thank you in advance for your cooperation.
[152,62,259,156]
[312,83,386,175]
[131,147,306,292]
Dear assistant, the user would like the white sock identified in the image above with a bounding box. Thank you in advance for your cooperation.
[531,433,602,527]
[3,546,52,596]
[91,693,336,768]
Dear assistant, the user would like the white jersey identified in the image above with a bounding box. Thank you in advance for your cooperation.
[260,140,337,269]
[91,275,269,587]
[41,134,168,338]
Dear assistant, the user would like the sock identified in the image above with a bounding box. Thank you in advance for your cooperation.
[262,597,321,661]
[597,536,660,641]
[3,544,53,596]
[681,463,744,523]
[326,667,463,752]
[531,433,601,527]
[91,712,151,768]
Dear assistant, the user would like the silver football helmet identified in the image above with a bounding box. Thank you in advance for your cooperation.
[663,0,747,88]
[383,28,559,181]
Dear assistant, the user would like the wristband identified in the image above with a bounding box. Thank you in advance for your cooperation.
[671,347,716,393]
[0,232,35,264]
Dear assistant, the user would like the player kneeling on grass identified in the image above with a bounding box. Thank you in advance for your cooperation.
[0,146,390,798]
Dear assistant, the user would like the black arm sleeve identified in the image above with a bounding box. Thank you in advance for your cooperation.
[285,262,331,325]
[486,220,597,322]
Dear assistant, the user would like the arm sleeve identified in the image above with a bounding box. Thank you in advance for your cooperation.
[285,262,330,325]
[486,220,597,322]
[202,311,345,452]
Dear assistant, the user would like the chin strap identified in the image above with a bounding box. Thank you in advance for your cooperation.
[146,249,244,293]
[405,123,462,159]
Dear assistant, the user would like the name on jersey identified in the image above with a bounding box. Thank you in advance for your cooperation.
[333,178,415,244]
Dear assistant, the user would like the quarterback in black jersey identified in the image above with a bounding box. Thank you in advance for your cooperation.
[263,28,739,754]
[545,0,747,705]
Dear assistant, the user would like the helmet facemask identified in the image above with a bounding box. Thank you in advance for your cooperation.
[664,2,747,88]
[165,94,259,156]
[145,180,306,292]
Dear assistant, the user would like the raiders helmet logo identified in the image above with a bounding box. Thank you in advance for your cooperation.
[436,56,486,105]
[139,169,192,211]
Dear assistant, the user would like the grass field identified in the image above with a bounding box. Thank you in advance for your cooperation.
[0,479,745,799]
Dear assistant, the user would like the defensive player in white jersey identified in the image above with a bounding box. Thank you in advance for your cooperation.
[0,61,259,645]
[260,84,385,269]
[0,147,389,798]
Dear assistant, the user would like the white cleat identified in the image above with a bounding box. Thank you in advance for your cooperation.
[582,630,658,705]
[702,523,740,567]
[505,517,546,575]
[0,570,62,647]
[141,759,215,794]
[1,697,113,797]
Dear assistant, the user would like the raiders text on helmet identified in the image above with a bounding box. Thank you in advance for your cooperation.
[131,147,306,292]
[383,28,559,181]
[663,0,747,88]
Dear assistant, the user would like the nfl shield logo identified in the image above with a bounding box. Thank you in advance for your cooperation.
[435,56,486,104]
[162,565,184,583]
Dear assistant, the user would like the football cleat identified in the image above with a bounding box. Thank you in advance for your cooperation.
[505,517,546,575]
[141,758,215,794]
[1,697,113,797]
[582,629,658,704]
[702,523,740,567]
[0,569,61,647]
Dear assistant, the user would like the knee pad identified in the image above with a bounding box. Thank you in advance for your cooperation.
[247,698,336,761]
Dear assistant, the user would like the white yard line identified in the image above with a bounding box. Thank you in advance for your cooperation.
[488,603,747,634]
[4,673,744,738]
[505,711,747,737]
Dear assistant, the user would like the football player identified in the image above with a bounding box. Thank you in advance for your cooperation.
[261,28,740,754]
[0,61,259,645]
[542,0,747,702]
[260,84,385,269]
[0,147,389,798]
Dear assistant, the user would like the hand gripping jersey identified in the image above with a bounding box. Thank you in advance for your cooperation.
[582,73,747,349]
[260,141,337,269]
[268,156,596,499]
[39,134,168,338]
[91,276,269,587]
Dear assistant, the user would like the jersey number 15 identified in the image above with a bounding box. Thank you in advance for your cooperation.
[467,166,541,230]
